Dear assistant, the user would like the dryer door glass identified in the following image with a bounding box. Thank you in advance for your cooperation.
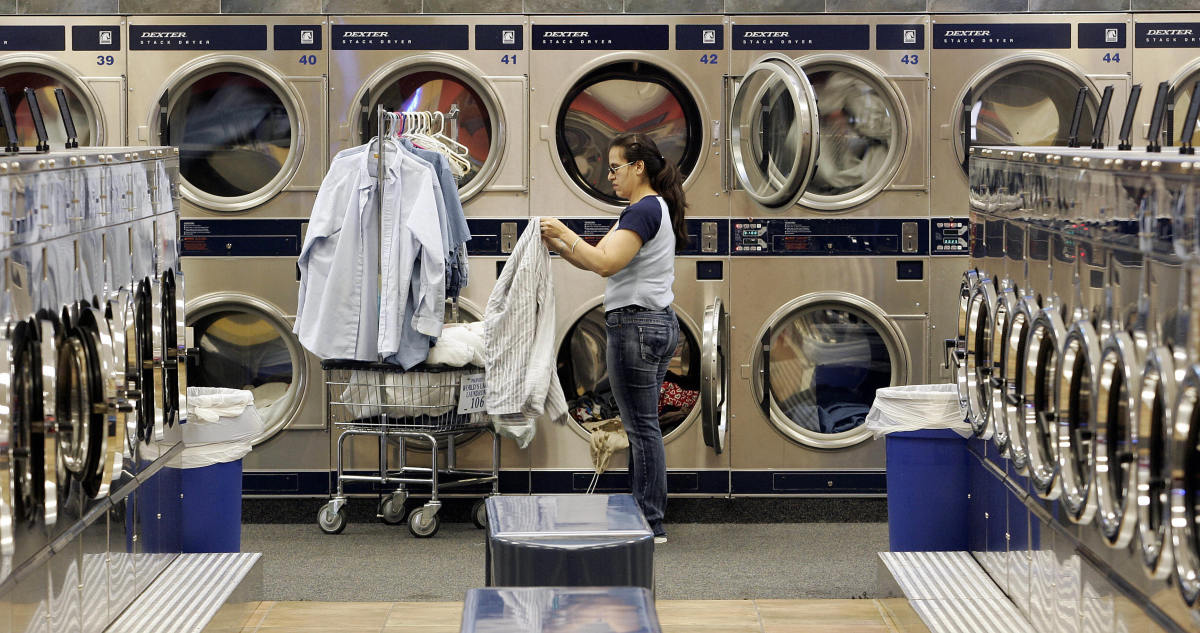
[730,54,820,209]
[189,304,304,445]
[557,62,702,207]
[0,70,92,147]
[370,70,495,194]
[759,302,897,447]
[557,306,700,442]
[802,65,902,209]
[168,71,292,200]
[1174,74,1200,148]
[960,63,1097,169]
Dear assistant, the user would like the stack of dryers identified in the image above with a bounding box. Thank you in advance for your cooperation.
[126,17,332,497]
[327,15,532,500]
[525,15,730,495]
[961,145,1200,632]
[724,15,929,496]
[0,146,184,633]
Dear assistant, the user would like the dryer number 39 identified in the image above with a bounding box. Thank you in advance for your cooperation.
[96,55,115,66]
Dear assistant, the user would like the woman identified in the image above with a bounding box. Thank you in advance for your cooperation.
[539,134,689,543]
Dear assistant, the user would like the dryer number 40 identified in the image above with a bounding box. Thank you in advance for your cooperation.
[299,55,318,65]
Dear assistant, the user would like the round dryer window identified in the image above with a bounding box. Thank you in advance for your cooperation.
[167,70,295,207]
[556,62,702,207]
[1173,73,1200,148]
[368,68,497,198]
[752,295,906,448]
[556,305,701,442]
[802,63,904,209]
[956,62,1099,169]
[188,300,306,446]
[0,69,93,147]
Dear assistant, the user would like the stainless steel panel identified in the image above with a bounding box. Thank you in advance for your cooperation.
[1028,520,1055,633]
[826,0,927,11]
[929,0,1028,10]
[119,0,219,11]
[423,0,524,11]
[0,1,14,13]
[525,0,623,12]
[47,535,81,633]
[1028,0,1130,9]
[624,0,724,13]
[107,497,136,623]
[1132,0,1200,8]
[220,0,322,11]
[80,512,108,633]
[724,0,825,12]
[16,0,115,13]
[11,571,47,633]
[1053,535,1082,633]
[322,0,419,11]
[930,257,967,384]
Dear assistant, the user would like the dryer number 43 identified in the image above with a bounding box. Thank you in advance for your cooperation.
[900,54,919,65]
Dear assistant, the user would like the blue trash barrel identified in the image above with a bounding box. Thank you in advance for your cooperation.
[181,458,243,552]
[885,428,968,551]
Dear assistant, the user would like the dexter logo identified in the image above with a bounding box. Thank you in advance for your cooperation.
[944,30,990,37]
[343,31,389,37]
[743,31,790,38]
[543,31,588,37]
[140,32,187,38]
[1147,29,1193,35]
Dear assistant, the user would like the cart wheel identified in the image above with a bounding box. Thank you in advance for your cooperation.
[408,507,441,538]
[379,494,407,525]
[318,503,347,535]
[471,499,488,529]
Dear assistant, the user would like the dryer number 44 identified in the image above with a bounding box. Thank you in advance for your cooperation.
[1102,53,1121,63]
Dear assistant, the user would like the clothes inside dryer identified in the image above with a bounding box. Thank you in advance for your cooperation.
[556,62,701,206]
[966,65,1097,154]
[0,70,91,147]
[189,304,298,444]
[367,70,494,190]
[806,67,896,197]
[757,302,896,441]
[168,70,292,199]
[557,306,700,438]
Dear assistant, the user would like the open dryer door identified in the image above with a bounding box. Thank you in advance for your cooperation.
[729,53,821,211]
[701,297,729,454]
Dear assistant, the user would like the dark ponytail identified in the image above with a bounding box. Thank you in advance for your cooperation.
[610,133,689,251]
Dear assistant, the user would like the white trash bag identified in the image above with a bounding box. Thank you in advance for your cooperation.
[184,387,264,447]
[864,384,971,439]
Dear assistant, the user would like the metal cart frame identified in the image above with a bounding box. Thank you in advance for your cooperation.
[316,361,498,537]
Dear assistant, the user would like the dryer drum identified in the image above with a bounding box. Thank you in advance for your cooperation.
[965,278,996,436]
[1136,347,1176,580]
[77,306,118,497]
[988,285,1018,457]
[54,336,93,480]
[1003,298,1036,475]
[1022,308,1065,500]
[161,271,178,428]
[1056,322,1101,523]
[1094,332,1141,549]
[133,279,154,443]
[1168,365,1200,606]
[0,67,94,148]
[7,320,40,529]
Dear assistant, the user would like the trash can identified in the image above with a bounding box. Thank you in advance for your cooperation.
[865,384,971,552]
[181,387,263,552]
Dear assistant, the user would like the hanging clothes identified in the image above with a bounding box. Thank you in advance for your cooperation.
[294,142,445,365]
[483,219,568,448]
[400,138,471,298]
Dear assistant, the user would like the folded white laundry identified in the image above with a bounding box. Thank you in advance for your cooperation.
[426,321,486,368]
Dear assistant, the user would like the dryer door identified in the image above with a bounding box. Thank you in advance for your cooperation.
[955,58,1102,172]
[729,53,821,210]
[751,292,908,449]
[0,59,101,147]
[161,63,300,212]
[1169,364,1200,606]
[1137,345,1177,580]
[701,297,729,454]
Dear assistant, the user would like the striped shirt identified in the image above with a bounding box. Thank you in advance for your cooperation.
[483,218,568,448]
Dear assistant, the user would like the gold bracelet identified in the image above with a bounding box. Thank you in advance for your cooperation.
[570,236,582,253]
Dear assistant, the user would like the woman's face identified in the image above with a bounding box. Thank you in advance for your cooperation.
[606,146,642,201]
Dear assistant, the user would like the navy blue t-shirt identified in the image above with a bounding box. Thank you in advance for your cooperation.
[616,195,664,244]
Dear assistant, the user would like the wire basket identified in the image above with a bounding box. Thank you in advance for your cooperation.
[322,360,488,432]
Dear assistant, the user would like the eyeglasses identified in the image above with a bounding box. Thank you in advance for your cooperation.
[607,161,636,175]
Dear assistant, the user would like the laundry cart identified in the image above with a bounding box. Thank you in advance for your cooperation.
[316,360,498,537]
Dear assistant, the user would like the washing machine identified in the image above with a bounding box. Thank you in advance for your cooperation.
[0,17,125,149]
[324,17,532,495]
[523,17,729,493]
[125,17,331,494]
[1132,14,1200,149]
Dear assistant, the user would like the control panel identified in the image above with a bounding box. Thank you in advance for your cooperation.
[931,217,969,255]
[730,218,929,256]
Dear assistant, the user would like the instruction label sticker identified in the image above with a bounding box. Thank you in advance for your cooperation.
[458,373,487,414]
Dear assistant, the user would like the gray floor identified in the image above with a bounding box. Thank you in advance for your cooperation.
[242,520,889,602]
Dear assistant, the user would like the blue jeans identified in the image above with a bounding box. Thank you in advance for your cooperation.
[605,306,678,537]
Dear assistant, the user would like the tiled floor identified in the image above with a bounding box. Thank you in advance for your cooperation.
[236,598,933,632]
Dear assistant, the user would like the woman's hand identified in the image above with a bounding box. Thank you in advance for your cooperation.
[539,217,570,242]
